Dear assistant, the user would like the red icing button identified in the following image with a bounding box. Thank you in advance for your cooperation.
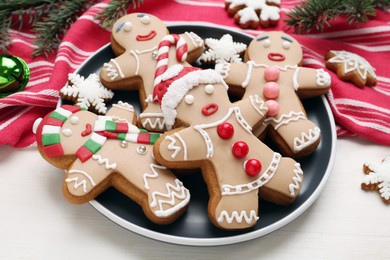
[232,141,249,158]
[244,159,262,176]
[217,122,234,139]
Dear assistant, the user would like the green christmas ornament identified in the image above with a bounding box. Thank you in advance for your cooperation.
[0,54,30,98]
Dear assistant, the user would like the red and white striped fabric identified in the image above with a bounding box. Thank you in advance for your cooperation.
[1,0,390,148]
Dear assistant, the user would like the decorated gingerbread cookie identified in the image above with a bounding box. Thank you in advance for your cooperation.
[325,50,377,88]
[153,68,303,230]
[200,34,247,65]
[60,73,114,115]
[33,101,190,224]
[99,13,204,132]
[216,31,331,158]
[362,156,390,204]
[225,0,281,29]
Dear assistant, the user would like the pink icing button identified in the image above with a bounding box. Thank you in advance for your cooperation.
[263,82,280,99]
[265,100,280,117]
[264,66,280,82]
[244,159,262,176]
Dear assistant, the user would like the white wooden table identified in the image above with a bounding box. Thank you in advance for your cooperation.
[1,138,389,259]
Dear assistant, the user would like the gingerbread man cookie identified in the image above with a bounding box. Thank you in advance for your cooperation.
[33,101,190,224]
[325,50,377,88]
[153,68,303,230]
[362,156,390,204]
[216,31,331,158]
[99,13,204,132]
[225,0,281,29]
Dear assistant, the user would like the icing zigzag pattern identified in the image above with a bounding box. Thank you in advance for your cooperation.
[140,115,165,130]
[150,179,190,217]
[293,127,321,152]
[65,170,96,194]
[143,163,166,190]
[92,154,117,170]
[264,111,306,130]
[289,163,303,196]
[217,210,259,224]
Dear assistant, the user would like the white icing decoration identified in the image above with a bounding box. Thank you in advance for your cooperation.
[263,111,307,130]
[282,41,291,49]
[135,46,158,55]
[327,50,377,80]
[65,169,96,194]
[293,127,321,152]
[140,15,151,24]
[112,101,134,112]
[42,125,61,134]
[228,0,281,24]
[242,61,253,88]
[32,118,42,134]
[222,152,281,195]
[123,21,133,32]
[150,179,190,217]
[293,68,300,91]
[129,50,140,75]
[184,94,194,105]
[104,59,125,80]
[204,84,215,94]
[62,128,72,137]
[249,95,268,116]
[61,73,114,115]
[92,154,117,170]
[217,210,259,224]
[316,69,331,87]
[363,156,390,200]
[184,32,204,48]
[143,163,165,190]
[289,163,303,196]
[194,107,252,159]
[215,62,230,79]
[165,133,187,160]
[263,39,271,48]
[161,69,228,130]
[139,112,165,130]
[70,116,80,125]
[200,34,247,64]
[160,64,184,81]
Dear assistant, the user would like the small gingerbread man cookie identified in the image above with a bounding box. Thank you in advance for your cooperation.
[325,50,377,88]
[362,156,390,204]
[225,0,281,29]
[60,73,114,115]
[217,31,331,158]
[99,13,204,132]
[153,68,304,230]
[34,101,190,224]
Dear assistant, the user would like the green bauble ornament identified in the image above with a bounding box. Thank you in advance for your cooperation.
[0,54,30,98]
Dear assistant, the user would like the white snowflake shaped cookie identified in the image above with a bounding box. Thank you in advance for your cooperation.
[60,73,114,115]
[362,156,390,204]
[225,0,281,29]
[325,50,377,88]
[200,34,247,64]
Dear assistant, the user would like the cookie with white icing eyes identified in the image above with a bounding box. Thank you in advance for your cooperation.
[216,31,331,158]
[325,50,377,88]
[225,0,281,29]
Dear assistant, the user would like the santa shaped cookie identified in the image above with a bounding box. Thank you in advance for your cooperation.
[217,31,331,158]
[99,13,204,132]
[153,68,303,230]
[34,101,190,224]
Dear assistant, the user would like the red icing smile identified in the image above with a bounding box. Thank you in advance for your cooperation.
[268,52,285,62]
[81,123,92,137]
[202,103,218,116]
[136,30,157,41]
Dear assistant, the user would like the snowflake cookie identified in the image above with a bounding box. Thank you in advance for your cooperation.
[200,34,247,65]
[60,73,114,115]
[362,156,390,204]
[225,0,281,29]
[325,50,377,88]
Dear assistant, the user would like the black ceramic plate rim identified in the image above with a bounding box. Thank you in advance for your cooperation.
[67,23,337,246]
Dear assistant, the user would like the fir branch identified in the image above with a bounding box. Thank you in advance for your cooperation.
[285,0,387,33]
[97,0,144,29]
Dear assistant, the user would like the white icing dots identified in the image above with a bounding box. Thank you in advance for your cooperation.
[140,15,151,24]
[184,95,195,105]
[62,128,73,137]
[123,21,133,32]
[263,39,271,48]
[204,84,215,94]
[282,41,291,49]
[70,116,80,125]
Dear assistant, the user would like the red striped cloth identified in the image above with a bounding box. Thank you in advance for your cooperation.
[1,0,390,147]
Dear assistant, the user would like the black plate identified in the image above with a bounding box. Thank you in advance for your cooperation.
[70,24,336,246]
